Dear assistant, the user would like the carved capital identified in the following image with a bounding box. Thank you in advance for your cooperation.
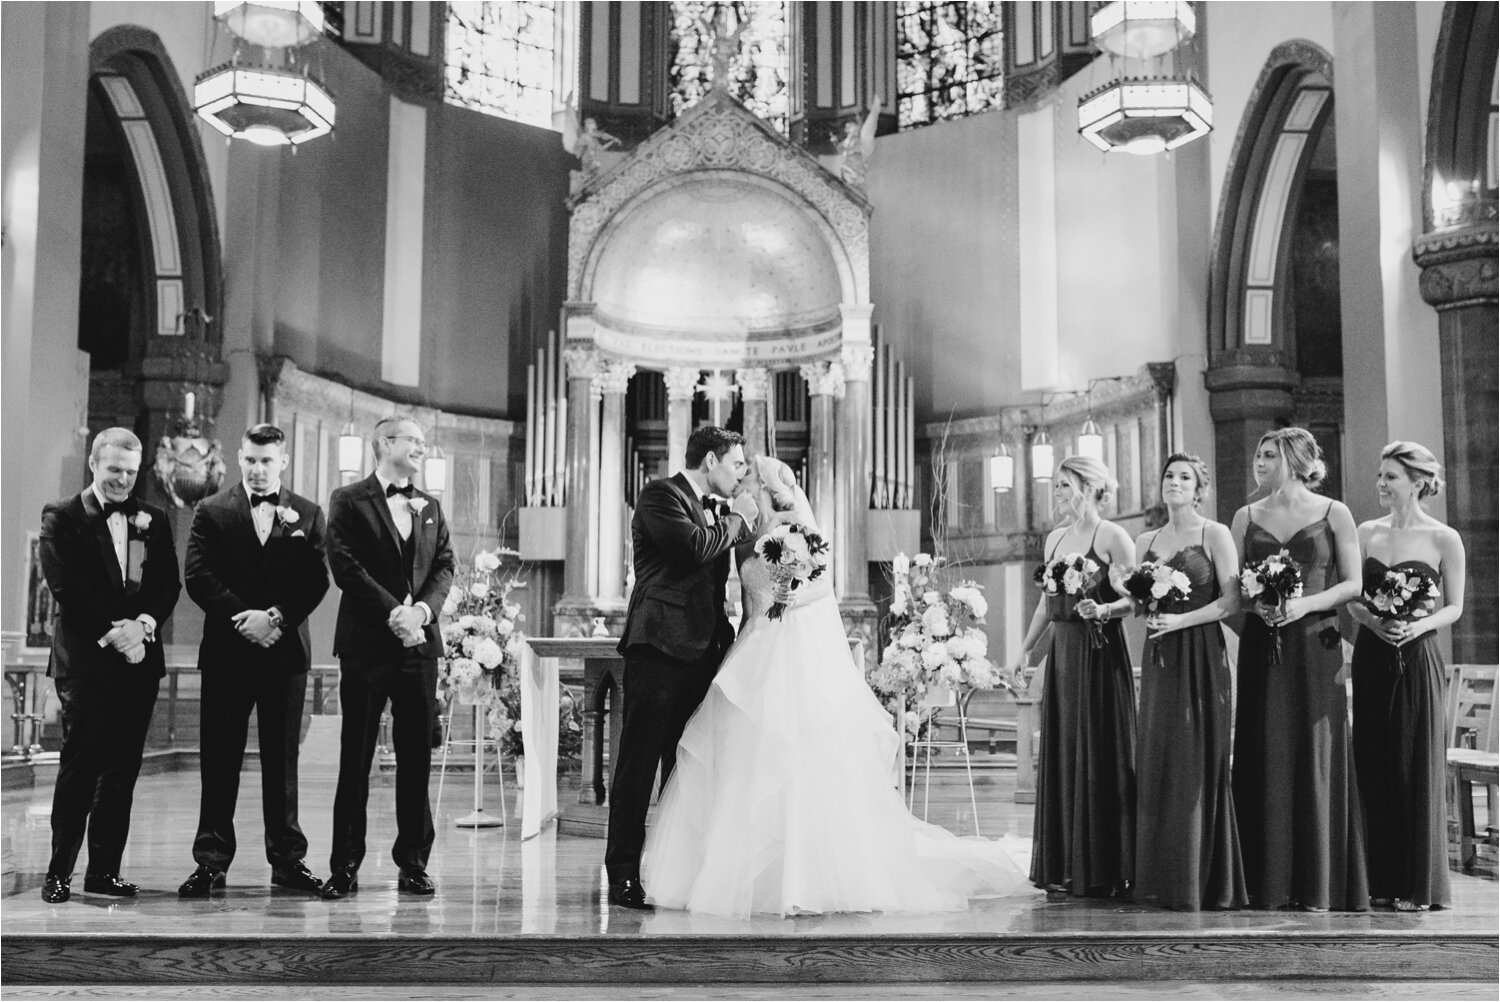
[840,343,875,381]
[593,359,637,396]
[1413,228,1499,308]
[663,366,702,401]
[734,367,772,401]
[801,361,846,399]
[1146,361,1177,400]
[563,347,601,380]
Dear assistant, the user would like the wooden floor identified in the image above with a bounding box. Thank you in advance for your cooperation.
[2,764,1495,994]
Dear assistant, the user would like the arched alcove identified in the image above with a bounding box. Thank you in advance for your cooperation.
[1205,40,1341,520]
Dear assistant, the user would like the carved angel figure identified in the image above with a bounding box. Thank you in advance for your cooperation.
[838,95,883,189]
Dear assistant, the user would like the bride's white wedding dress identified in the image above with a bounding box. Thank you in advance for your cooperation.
[641,477,1030,918]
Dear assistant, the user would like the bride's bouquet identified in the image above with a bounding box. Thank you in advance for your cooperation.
[754,522,830,620]
[1240,549,1303,665]
[1035,553,1108,647]
[1121,561,1192,667]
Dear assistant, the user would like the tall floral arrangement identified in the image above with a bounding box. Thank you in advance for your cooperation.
[436,548,583,760]
[869,553,1006,716]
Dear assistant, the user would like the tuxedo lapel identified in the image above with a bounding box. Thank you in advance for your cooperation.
[80,489,124,594]
[362,475,405,559]
[412,496,433,584]
[670,473,708,529]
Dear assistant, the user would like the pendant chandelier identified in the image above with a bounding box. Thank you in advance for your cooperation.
[194,1,335,147]
[1079,1,1211,156]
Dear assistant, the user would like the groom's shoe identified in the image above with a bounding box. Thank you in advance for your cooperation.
[178,865,226,898]
[271,861,323,893]
[321,867,358,900]
[607,878,652,910]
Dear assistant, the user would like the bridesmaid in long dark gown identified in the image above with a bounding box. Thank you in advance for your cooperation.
[1131,454,1248,911]
[1350,441,1465,912]
[1231,427,1367,911]
[1011,456,1137,899]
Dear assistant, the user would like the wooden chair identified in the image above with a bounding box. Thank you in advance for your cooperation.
[1446,663,1498,873]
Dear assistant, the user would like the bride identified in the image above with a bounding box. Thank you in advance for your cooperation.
[641,455,1030,917]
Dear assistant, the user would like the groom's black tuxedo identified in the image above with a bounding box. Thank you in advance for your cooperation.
[184,483,329,873]
[325,473,454,872]
[607,472,751,886]
[38,488,181,879]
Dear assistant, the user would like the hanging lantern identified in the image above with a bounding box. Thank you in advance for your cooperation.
[1090,1,1197,60]
[337,422,364,476]
[988,442,1015,494]
[213,1,325,48]
[1077,417,1105,460]
[1078,76,1212,155]
[423,446,449,497]
[1030,430,1055,481]
[194,62,335,146]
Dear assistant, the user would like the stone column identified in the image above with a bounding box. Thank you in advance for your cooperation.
[801,360,844,588]
[594,359,636,604]
[560,346,600,604]
[662,366,700,473]
[1414,229,1498,662]
[837,343,874,603]
[736,366,772,459]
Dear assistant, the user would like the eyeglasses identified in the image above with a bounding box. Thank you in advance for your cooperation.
[383,435,426,448]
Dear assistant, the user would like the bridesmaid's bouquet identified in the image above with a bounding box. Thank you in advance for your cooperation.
[1122,562,1193,669]
[754,522,830,620]
[1035,553,1107,647]
[1365,567,1438,623]
[1240,550,1303,665]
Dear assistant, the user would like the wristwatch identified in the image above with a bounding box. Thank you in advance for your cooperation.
[267,607,285,629]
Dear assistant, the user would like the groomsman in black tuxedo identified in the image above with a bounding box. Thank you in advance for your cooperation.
[178,423,330,898]
[322,415,454,899]
[606,426,758,909]
[37,427,181,903]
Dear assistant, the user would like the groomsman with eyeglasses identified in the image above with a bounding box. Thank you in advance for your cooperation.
[37,428,181,903]
[321,415,454,899]
[178,423,330,898]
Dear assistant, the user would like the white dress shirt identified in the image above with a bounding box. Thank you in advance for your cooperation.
[90,484,156,641]
[374,472,431,625]
[248,483,283,546]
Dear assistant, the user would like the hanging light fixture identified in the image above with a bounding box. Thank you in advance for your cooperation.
[1030,430,1055,481]
[194,1,335,147]
[423,445,449,497]
[988,442,1014,494]
[337,422,363,476]
[1090,1,1196,59]
[1077,417,1105,460]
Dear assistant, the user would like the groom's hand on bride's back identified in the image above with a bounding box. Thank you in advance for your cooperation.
[730,491,759,531]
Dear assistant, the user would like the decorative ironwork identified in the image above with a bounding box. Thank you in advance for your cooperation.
[445,1,557,128]
[895,2,1005,130]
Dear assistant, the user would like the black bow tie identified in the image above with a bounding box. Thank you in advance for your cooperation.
[101,499,137,519]
[701,495,722,513]
[386,482,414,498]
[250,492,280,509]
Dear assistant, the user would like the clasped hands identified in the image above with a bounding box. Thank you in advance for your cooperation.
[1256,596,1310,628]
[100,618,148,664]
[231,609,282,648]
[387,602,428,648]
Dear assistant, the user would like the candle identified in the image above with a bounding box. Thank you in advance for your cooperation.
[183,391,195,421]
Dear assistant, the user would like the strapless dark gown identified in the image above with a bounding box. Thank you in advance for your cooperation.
[1350,558,1451,908]
[1030,549,1137,897]
[1135,545,1248,911]
[1233,518,1369,911]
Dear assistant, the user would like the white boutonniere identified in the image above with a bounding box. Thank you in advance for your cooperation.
[275,505,300,525]
[408,497,429,516]
[132,511,152,532]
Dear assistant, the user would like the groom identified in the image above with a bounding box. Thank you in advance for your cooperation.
[606,426,758,909]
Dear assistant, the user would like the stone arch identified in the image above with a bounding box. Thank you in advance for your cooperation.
[1205,40,1339,520]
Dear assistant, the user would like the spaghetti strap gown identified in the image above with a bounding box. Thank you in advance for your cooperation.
[1233,517,1369,911]
[1350,559,1451,908]
[1135,540,1248,911]
[1029,547,1137,897]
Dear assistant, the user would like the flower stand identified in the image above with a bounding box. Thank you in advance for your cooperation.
[905,685,982,836]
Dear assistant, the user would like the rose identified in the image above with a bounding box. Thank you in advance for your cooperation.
[495,618,515,636]
[132,511,152,532]
[921,605,952,638]
[922,589,941,606]
[913,553,933,568]
[274,505,300,526]
[1240,569,1265,598]
[1062,568,1085,594]
[949,585,988,619]
[470,582,490,599]
[502,603,521,620]
[408,497,429,516]
[472,637,504,670]
[474,550,500,573]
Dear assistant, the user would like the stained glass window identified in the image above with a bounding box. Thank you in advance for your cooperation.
[896,2,1005,129]
[669,1,789,133]
[445,1,558,128]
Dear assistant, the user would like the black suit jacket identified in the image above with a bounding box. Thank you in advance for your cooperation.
[38,490,181,682]
[326,473,455,663]
[618,473,750,664]
[185,483,330,675]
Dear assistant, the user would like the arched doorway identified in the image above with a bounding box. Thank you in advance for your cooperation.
[1206,41,1341,520]
[81,27,225,501]
[1413,2,1498,661]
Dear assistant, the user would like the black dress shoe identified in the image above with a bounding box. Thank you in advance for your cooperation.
[178,866,226,898]
[271,861,324,893]
[398,867,436,895]
[41,873,71,904]
[321,868,358,900]
[607,878,652,910]
[83,873,139,897]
